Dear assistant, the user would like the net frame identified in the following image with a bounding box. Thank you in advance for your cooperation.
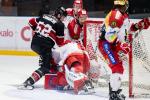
[83,19,150,98]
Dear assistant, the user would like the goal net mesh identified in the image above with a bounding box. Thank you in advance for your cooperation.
[83,19,150,98]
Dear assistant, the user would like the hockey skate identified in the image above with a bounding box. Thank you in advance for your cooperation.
[18,80,34,90]
[109,89,126,100]
[78,80,95,95]
[63,85,73,90]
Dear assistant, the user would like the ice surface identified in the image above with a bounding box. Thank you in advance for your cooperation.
[0,55,149,100]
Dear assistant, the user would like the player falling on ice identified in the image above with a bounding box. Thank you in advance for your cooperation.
[98,0,149,100]
[50,41,94,94]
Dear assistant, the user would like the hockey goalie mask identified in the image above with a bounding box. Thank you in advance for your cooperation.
[78,9,87,24]
[73,0,83,14]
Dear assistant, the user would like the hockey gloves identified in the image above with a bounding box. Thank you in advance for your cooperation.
[135,18,150,30]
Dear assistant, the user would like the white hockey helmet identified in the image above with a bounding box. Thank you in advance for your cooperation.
[73,0,83,14]
[73,0,83,8]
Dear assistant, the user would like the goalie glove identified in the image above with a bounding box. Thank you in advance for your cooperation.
[135,18,150,30]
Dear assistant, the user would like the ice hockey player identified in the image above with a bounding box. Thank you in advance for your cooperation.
[63,0,83,28]
[66,0,83,18]
[98,0,149,100]
[65,9,88,45]
[18,6,67,90]
[51,41,94,94]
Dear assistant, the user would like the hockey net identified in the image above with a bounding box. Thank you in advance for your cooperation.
[83,19,150,98]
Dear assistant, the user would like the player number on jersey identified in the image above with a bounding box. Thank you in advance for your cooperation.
[35,21,52,37]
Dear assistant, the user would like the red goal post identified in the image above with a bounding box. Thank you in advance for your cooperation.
[83,20,103,48]
[83,19,150,98]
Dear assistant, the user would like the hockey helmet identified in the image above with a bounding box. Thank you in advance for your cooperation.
[114,0,129,7]
[114,0,129,12]
[73,0,83,14]
[54,6,67,17]
[77,9,87,24]
[73,0,83,8]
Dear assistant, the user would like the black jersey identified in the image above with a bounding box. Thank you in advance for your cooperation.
[29,15,65,46]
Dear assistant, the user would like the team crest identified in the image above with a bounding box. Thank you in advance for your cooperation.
[111,21,117,28]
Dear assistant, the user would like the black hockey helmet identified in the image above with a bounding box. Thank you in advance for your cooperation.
[54,6,67,17]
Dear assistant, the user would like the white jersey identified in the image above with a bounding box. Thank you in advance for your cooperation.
[52,42,85,66]
[104,9,130,44]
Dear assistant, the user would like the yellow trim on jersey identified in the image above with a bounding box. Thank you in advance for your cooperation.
[109,34,117,43]
[0,50,38,56]
[104,11,112,31]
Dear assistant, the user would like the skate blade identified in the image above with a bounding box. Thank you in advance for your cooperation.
[78,89,95,95]
[63,85,73,90]
[17,85,34,90]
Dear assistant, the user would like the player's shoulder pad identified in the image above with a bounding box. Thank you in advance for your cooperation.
[66,8,74,16]
[108,9,125,28]
[28,17,38,27]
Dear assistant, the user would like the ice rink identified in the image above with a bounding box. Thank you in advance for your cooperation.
[0,55,149,100]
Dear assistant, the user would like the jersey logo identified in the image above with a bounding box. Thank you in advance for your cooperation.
[103,42,117,64]
[110,21,117,28]
[115,11,121,19]
[73,35,79,39]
